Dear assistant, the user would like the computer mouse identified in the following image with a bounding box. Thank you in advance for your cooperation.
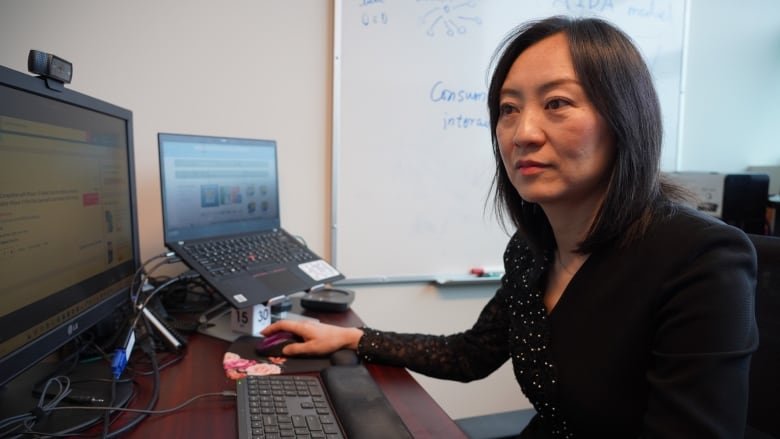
[329,349,359,366]
[255,331,301,357]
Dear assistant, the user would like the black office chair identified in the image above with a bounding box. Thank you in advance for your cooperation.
[745,233,780,439]
[457,234,780,439]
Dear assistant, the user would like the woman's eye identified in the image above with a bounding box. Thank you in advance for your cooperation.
[499,103,516,115]
[545,98,569,110]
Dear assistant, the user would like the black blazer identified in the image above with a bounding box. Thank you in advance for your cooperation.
[532,207,758,437]
[359,206,758,438]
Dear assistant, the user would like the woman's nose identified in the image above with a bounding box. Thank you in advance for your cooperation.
[513,110,544,148]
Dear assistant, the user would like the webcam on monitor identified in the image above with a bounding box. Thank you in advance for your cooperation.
[28,49,72,90]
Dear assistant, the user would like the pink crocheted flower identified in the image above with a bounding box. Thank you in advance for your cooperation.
[223,351,284,379]
[222,352,257,370]
[245,363,282,376]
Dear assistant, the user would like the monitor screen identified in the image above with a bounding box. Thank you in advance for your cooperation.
[158,132,281,243]
[0,64,138,390]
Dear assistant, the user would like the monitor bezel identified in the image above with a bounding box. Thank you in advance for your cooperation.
[0,64,140,388]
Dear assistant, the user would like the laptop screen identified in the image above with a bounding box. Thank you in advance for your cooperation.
[158,133,280,243]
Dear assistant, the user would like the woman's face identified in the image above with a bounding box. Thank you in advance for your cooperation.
[496,33,616,210]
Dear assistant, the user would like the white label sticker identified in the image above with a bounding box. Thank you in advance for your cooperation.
[233,294,247,303]
[299,260,340,281]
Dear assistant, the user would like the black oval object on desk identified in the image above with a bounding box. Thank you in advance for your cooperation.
[300,287,355,312]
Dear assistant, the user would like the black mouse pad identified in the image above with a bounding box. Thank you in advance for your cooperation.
[226,335,332,375]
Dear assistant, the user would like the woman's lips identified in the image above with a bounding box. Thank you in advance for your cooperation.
[516,159,548,176]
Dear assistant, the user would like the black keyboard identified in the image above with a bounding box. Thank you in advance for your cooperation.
[184,230,316,278]
[237,366,412,439]
[237,374,343,439]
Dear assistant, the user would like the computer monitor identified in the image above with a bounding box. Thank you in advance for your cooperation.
[0,64,139,431]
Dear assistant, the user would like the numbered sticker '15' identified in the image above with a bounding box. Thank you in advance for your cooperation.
[231,304,271,337]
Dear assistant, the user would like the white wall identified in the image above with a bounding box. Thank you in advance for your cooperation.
[1,0,779,421]
[0,0,333,271]
[679,0,780,172]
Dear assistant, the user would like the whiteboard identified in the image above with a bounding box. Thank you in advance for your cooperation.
[333,0,687,281]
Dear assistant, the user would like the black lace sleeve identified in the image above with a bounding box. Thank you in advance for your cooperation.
[356,284,513,382]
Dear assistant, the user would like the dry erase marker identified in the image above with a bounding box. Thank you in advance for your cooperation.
[470,267,503,278]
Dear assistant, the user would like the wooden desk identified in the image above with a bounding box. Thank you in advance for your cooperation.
[121,306,467,438]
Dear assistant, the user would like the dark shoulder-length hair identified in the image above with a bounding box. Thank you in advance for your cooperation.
[487,15,685,254]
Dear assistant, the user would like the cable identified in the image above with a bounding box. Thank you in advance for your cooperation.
[113,270,199,382]
[49,391,236,416]
[129,252,169,306]
[0,376,73,436]
[127,351,184,376]
[5,389,234,436]
[158,276,217,316]
[28,334,93,392]
[102,331,159,438]
[129,272,200,336]
[2,259,193,438]
[4,268,198,437]
[293,234,308,247]
[9,339,155,438]
[129,251,183,308]
[101,375,116,438]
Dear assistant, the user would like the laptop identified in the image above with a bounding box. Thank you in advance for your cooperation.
[158,133,344,308]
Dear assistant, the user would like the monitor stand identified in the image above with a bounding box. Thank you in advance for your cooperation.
[197,310,242,342]
[0,361,132,435]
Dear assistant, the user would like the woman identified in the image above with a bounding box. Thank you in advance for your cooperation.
[263,16,757,437]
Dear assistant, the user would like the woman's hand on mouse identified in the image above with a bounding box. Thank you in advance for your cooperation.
[261,320,364,357]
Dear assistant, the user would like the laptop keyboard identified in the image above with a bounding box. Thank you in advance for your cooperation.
[184,230,315,278]
[237,374,344,439]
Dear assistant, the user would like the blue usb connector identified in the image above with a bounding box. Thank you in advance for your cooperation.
[112,329,136,379]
